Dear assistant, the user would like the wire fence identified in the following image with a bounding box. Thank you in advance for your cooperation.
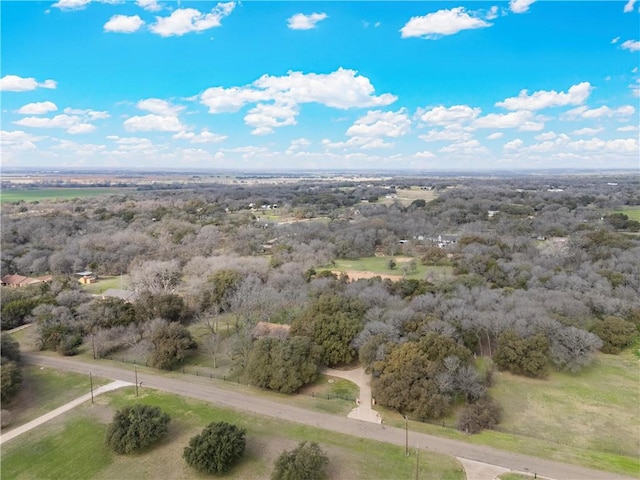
[105,355,357,403]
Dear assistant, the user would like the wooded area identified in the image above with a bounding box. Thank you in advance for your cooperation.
[2,173,639,431]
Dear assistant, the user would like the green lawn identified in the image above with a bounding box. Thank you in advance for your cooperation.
[81,275,129,294]
[1,388,464,480]
[615,207,640,222]
[329,256,453,280]
[487,348,640,476]
[0,188,130,203]
[1,365,110,431]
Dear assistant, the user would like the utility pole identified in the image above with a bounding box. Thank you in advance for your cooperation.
[90,371,94,404]
[91,334,96,360]
[404,415,409,456]
[135,364,139,397]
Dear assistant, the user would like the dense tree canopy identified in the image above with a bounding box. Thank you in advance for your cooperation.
[105,404,170,454]
[183,422,246,475]
[271,442,329,480]
[246,336,322,393]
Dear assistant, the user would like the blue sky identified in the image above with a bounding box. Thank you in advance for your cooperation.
[1,0,638,171]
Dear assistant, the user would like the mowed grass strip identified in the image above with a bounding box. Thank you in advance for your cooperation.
[330,256,453,280]
[2,387,465,480]
[0,188,130,203]
[615,208,640,222]
[1,365,110,430]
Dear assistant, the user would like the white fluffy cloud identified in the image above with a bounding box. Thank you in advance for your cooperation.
[346,109,411,138]
[63,107,110,120]
[136,0,161,12]
[569,137,638,153]
[13,114,96,134]
[623,0,637,13]
[400,7,491,39]
[17,101,58,115]
[420,128,472,142]
[150,2,235,37]
[104,15,144,33]
[486,132,503,140]
[1,130,45,151]
[621,40,640,52]
[473,110,542,130]
[418,105,480,126]
[252,68,397,109]
[535,131,557,141]
[0,75,57,92]
[495,82,592,111]
[324,109,410,150]
[123,114,185,132]
[136,98,184,116]
[173,130,227,143]
[563,105,635,120]
[504,138,524,150]
[572,127,604,136]
[52,0,92,9]
[439,139,489,156]
[244,102,298,135]
[509,0,536,14]
[287,12,328,30]
[200,68,396,134]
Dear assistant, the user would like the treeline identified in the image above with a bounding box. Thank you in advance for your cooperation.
[1,174,639,433]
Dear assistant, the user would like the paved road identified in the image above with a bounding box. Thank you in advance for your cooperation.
[23,353,635,480]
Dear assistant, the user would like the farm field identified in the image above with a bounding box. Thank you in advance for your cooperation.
[0,188,131,203]
[329,256,453,281]
[1,385,465,480]
[378,186,439,207]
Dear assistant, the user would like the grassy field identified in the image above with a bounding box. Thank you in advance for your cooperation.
[615,207,640,222]
[1,387,465,480]
[330,256,453,281]
[0,188,130,203]
[378,186,438,207]
[81,275,129,294]
[1,365,110,431]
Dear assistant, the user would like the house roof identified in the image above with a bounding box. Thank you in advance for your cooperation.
[252,321,290,339]
[1,274,51,286]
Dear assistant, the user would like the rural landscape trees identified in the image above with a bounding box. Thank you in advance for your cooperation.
[1,172,639,435]
[183,421,246,475]
[106,405,170,454]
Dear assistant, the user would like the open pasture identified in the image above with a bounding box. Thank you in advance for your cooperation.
[1,386,464,480]
[1,188,130,203]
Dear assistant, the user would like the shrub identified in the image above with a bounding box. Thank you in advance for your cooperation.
[457,397,502,434]
[105,404,170,454]
[495,330,549,377]
[183,422,246,475]
[591,316,637,354]
[272,441,329,480]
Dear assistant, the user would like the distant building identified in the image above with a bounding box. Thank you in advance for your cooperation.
[1,274,52,288]
[252,321,290,340]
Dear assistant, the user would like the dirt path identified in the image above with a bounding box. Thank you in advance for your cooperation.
[22,353,634,480]
[0,380,132,445]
